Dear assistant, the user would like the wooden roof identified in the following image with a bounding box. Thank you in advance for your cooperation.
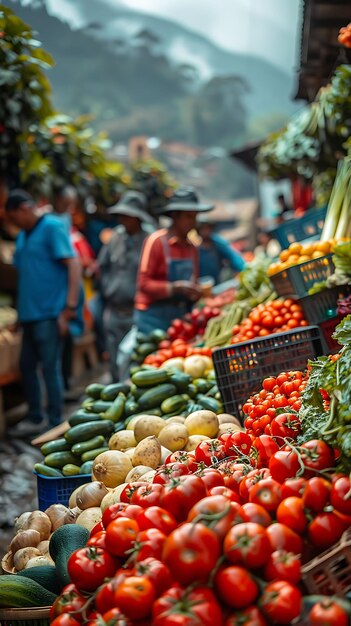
[296,0,351,101]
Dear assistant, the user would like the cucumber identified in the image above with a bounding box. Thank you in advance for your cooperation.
[169,371,192,392]
[81,398,94,409]
[101,382,130,401]
[161,394,188,414]
[0,575,57,608]
[187,383,197,399]
[68,411,104,427]
[193,378,212,393]
[64,420,114,444]
[124,397,139,416]
[136,342,157,357]
[131,368,171,388]
[196,394,222,413]
[137,383,177,411]
[17,565,61,595]
[81,446,109,462]
[40,438,71,456]
[147,328,167,343]
[85,382,105,399]
[71,435,106,456]
[80,460,93,474]
[102,393,126,422]
[34,463,63,477]
[49,524,90,588]
[89,400,114,414]
[130,384,145,399]
[113,421,126,433]
[62,464,81,476]
[44,451,80,469]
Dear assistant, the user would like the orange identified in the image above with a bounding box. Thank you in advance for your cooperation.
[286,254,299,266]
[279,249,290,262]
[301,244,315,256]
[268,264,279,276]
[312,250,323,259]
[288,242,303,255]
[297,255,311,264]
[313,241,331,255]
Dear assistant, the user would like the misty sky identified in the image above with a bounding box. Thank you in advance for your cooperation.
[44,0,301,74]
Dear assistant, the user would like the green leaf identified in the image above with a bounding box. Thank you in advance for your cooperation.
[333,315,351,345]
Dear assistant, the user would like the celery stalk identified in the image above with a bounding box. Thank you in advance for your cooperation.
[321,158,351,241]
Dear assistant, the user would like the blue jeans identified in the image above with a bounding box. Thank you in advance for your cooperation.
[20,319,63,427]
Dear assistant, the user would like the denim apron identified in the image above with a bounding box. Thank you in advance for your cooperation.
[135,235,196,334]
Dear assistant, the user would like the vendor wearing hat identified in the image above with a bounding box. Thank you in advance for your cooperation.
[134,187,213,334]
[97,191,155,380]
[197,214,246,285]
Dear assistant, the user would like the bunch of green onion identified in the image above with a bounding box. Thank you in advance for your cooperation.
[321,156,351,241]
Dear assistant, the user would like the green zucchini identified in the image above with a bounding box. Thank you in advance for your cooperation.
[161,394,188,414]
[81,446,109,462]
[0,576,57,608]
[137,383,177,411]
[68,410,104,427]
[102,393,126,422]
[80,460,94,474]
[71,435,105,456]
[49,525,90,588]
[34,463,63,477]
[124,397,139,416]
[131,368,171,388]
[88,400,114,414]
[130,384,145,399]
[81,398,94,410]
[169,371,192,392]
[44,451,80,469]
[196,394,222,413]
[193,378,212,393]
[147,328,167,343]
[187,383,197,399]
[113,421,126,433]
[64,420,115,444]
[62,464,81,476]
[136,342,157,357]
[85,382,105,399]
[40,438,71,456]
[101,382,130,401]
[17,566,61,595]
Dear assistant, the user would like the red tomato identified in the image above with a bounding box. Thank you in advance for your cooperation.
[130,483,165,508]
[119,481,149,504]
[262,377,276,392]
[281,477,306,499]
[195,439,226,465]
[197,467,225,490]
[95,578,123,613]
[114,575,155,620]
[67,547,117,592]
[308,512,344,549]
[162,522,220,585]
[153,462,190,485]
[224,522,271,569]
[50,584,86,622]
[300,440,335,476]
[224,431,253,458]
[215,566,259,609]
[160,474,207,522]
[302,476,331,512]
[90,521,104,536]
[102,503,143,528]
[87,530,107,550]
[165,451,197,471]
[266,523,303,555]
[237,503,272,527]
[276,497,307,534]
[259,580,302,624]
[269,448,300,483]
[135,528,166,562]
[239,469,271,502]
[132,557,172,597]
[219,461,251,493]
[51,617,81,626]
[136,506,177,535]
[264,550,301,584]
[249,478,282,513]
[252,435,279,467]
[101,608,129,625]
[270,413,301,441]
[308,600,349,626]
[105,517,139,557]
[209,485,241,503]
[330,476,351,515]
[225,606,268,626]
[153,585,223,626]
[187,495,237,540]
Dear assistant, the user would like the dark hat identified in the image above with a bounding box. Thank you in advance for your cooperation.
[161,188,214,215]
[108,190,153,223]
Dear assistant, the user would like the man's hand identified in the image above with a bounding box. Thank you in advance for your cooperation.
[57,308,76,337]
[172,281,202,302]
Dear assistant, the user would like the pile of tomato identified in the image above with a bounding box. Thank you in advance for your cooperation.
[50,418,351,626]
[143,339,212,367]
[231,299,308,344]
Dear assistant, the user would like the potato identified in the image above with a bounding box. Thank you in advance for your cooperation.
[134,416,166,443]
[132,436,161,469]
[165,416,186,424]
[124,447,136,461]
[217,423,244,437]
[109,430,137,451]
[185,435,210,451]
[125,465,154,482]
[126,416,142,431]
[184,410,219,438]
[217,413,242,427]
[158,423,189,452]
[100,484,128,512]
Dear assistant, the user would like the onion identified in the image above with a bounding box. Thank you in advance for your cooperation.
[64,507,81,524]
[27,511,52,540]
[76,507,102,531]
[68,483,90,509]
[44,504,69,531]
[92,450,132,488]
[37,540,50,555]
[100,484,129,513]
[14,512,32,532]
[10,529,41,554]
[76,482,108,510]
[14,547,41,571]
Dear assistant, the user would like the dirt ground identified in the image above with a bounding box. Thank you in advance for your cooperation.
[0,363,110,557]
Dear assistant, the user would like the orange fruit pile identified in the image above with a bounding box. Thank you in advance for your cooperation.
[268,240,335,276]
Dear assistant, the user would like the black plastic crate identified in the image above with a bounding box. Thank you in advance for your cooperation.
[319,316,342,355]
[268,206,327,248]
[299,285,351,325]
[270,255,335,298]
[213,326,324,420]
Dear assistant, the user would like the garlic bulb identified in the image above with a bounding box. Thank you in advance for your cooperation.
[25,555,54,569]
[44,504,69,531]
[14,512,31,532]
[37,540,50,556]
[14,547,41,571]
[27,511,52,540]
[10,529,41,555]
[76,482,108,510]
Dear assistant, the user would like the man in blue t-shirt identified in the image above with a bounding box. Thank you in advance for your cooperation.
[197,217,246,284]
[5,190,81,434]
